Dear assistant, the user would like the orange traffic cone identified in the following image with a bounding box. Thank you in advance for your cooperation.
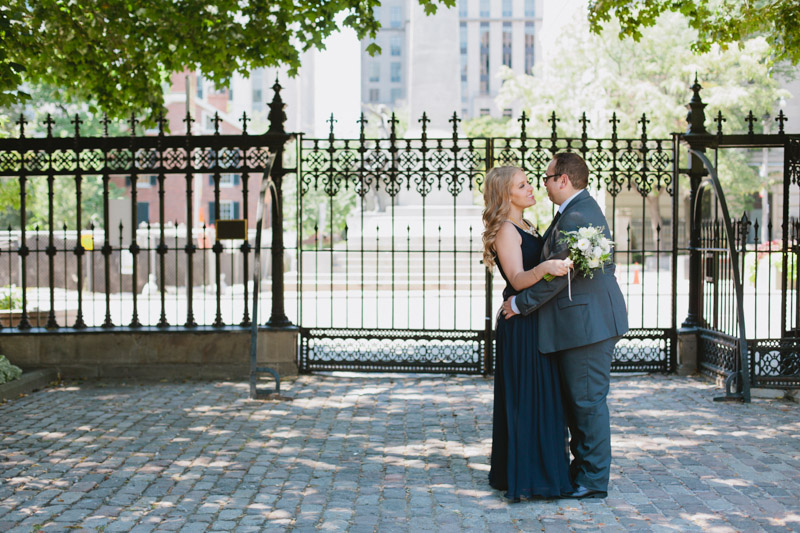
[633,262,640,285]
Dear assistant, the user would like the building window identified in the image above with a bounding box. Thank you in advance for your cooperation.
[390,88,403,103]
[390,6,402,28]
[480,22,490,95]
[525,22,535,74]
[525,0,535,17]
[391,62,402,83]
[458,0,467,17]
[369,62,380,83]
[369,88,379,102]
[136,175,156,188]
[503,108,513,118]
[502,23,512,68]
[503,0,512,17]
[390,35,402,56]
[219,173,240,188]
[253,88,262,103]
[480,108,491,117]
[209,200,240,222]
[137,202,149,225]
[480,0,490,18]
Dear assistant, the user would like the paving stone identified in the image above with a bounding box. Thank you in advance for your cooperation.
[1,375,798,532]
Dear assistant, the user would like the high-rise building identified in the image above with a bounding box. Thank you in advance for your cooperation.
[361,0,543,120]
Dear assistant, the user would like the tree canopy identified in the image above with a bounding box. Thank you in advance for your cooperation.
[0,0,453,120]
[588,0,800,66]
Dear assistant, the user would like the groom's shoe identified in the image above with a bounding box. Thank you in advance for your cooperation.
[561,485,608,499]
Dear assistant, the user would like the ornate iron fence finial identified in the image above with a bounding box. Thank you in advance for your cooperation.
[686,75,708,136]
[183,112,194,135]
[609,112,619,140]
[71,114,83,138]
[745,111,756,135]
[548,111,559,141]
[449,112,461,142]
[776,110,787,134]
[239,111,250,135]
[156,112,166,136]
[580,112,590,140]
[16,114,27,138]
[101,113,111,137]
[518,111,528,140]
[327,113,337,140]
[43,114,55,138]
[357,112,367,140]
[212,112,222,135]
[128,112,139,136]
[419,112,430,140]
[639,113,649,142]
[268,77,287,134]
[714,110,726,136]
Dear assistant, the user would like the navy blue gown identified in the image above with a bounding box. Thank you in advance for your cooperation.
[489,225,572,500]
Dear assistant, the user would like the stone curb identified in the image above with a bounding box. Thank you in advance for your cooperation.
[0,368,58,402]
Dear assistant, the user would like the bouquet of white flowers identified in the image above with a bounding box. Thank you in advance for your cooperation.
[560,225,614,278]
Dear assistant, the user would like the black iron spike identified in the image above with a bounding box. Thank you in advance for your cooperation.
[776,110,787,134]
[517,111,528,139]
[183,111,194,135]
[268,77,287,134]
[548,111,559,138]
[388,112,399,139]
[714,110,726,136]
[357,112,367,139]
[16,114,27,138]
[419,112,430,138]
[101,113,111,137]
[212,112,222,135]
[745,110,756,135]
[43,114,55,137]
[638,113,649,140]
[327,113,337,139]
[449,112,461,141]
[580,112,590,139]
[609,112,619,138]
[128,112,139,136]
[239,111,250,134]
[71,113,83,137]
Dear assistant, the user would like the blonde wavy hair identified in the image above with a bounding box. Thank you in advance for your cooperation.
[482,166,523,269]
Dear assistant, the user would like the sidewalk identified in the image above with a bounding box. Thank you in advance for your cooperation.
[1,373,798,532]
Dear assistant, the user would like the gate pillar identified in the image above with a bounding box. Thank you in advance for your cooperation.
[678,76,713,371]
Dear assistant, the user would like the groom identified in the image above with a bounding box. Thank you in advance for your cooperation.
[502,152,628,499]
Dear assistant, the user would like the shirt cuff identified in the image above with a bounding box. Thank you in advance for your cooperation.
[510,296,520,315]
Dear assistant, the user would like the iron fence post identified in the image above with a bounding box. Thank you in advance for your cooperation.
[682,76,711,329]
[266,79,292,327]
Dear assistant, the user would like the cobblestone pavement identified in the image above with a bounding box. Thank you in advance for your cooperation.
[1,373,798,532]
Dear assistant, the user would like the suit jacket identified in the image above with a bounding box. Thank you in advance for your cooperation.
[515,189,628,353]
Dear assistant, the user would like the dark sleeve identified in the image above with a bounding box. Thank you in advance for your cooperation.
[514,210,587,315]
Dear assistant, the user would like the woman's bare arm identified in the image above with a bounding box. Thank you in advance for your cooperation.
[494,222,571,291]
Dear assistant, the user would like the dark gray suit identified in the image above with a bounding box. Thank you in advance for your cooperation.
[515,189,628,491]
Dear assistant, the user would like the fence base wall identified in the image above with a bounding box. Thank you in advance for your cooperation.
[0,328,298,379]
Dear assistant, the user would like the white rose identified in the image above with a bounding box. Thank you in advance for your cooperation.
[578,226,594,239]
[592,246,604,258]
[588,257,601,269]
[576,238,591,251]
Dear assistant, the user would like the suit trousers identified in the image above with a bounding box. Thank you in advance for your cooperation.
[556,336,619,492]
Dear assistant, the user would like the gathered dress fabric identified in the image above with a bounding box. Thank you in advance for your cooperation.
[489,225,572,500]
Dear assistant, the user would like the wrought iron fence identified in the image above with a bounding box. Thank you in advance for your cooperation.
[0,110,289,331]
[295,114,680,373]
